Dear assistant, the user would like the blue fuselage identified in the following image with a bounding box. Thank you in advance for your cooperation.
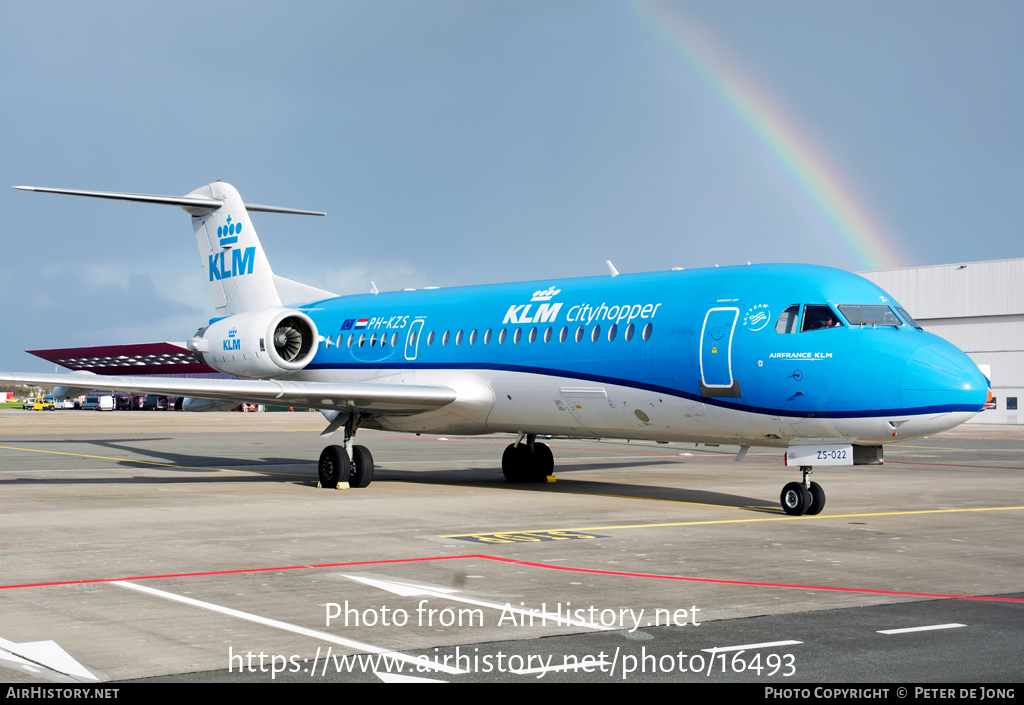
[293,264,987,445]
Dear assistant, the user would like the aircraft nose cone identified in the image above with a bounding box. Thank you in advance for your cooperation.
[902,343,988,411]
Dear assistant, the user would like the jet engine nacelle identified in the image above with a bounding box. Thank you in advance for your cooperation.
[182,398,242,412]
[53,370,99,399]
[193,308,319,379]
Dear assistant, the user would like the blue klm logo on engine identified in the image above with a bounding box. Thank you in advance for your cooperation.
[223,327,241,351]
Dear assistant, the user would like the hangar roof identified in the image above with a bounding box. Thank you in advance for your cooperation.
[28,342,216,376]
[859,257,1024,320]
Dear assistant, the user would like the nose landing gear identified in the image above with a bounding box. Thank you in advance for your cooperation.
[780,466,825,516]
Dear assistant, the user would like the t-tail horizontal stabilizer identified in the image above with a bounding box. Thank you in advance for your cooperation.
[13,182,330,315]
[11,185,325,217]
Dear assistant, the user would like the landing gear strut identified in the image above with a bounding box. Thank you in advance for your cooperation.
[780,466,825,516]
[318,413,374,489]
[502,433,555,483]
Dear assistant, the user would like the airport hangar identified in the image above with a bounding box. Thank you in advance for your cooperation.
[23,257,1022,425]
[858,256,1022,425]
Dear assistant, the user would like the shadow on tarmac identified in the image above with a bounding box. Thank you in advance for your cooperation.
[0,438,778,511]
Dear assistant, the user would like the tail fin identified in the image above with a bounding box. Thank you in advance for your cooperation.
[189,182,282,314]
[12,181,327,315]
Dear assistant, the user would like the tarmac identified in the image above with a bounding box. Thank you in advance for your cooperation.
[0,409,1022,683]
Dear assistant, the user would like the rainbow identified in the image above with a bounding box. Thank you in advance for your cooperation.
[629,0,905,271]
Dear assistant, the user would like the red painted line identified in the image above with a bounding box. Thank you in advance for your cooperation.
[0,555,471,591]
[477,555,1024,604]
[2,554,1022,604]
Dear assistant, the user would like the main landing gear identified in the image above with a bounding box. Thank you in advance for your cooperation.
[318,414,374,489]
[780,466,825,516]
[502,433,555,483]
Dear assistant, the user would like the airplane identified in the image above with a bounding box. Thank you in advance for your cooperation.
[1,181,990,516]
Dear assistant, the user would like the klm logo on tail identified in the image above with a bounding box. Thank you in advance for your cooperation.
[217,215,243,246]
[209,246,255,281]
[209,215,255,281]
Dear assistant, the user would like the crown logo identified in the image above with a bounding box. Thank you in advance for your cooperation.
[531,286,561,302]
[228,328,237,338]
[217,215,243,245]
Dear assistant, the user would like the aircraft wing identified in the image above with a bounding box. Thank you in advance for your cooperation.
[0,372,456,415]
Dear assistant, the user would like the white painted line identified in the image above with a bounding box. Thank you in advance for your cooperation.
[341,574,612,631]
[374,671,447,683]
[0,649,47,675]
[877,623,967,635]
[113,580,466,675]
[0,637,97,681]
[702,640,803,653]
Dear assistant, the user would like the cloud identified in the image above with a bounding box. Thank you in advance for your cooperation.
[315,261,439,296]
[0,267,205,370]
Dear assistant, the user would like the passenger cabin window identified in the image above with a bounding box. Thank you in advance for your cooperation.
[802,305,843,332]
[838,305,902,327]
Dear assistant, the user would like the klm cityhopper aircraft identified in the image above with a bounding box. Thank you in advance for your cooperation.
[3,182,990,516]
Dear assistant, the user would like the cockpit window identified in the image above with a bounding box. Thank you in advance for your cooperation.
[802,305,843,332]
[896,307,923,330]
[775,305,800,334]
[838,305,902,326]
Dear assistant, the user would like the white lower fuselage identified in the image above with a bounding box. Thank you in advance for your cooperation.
[294,367,976,448]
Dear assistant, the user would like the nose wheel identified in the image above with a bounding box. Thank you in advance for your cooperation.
[780,467,826,515]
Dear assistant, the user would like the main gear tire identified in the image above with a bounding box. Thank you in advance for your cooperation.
[350,445,375,488]
[502,443,532,483]
[319,445,350,488]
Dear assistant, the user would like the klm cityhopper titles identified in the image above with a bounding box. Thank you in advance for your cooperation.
[3,182,990,516]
